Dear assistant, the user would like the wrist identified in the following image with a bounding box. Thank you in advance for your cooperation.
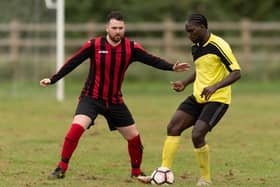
[48,78,53,84]
[182,80,188,86]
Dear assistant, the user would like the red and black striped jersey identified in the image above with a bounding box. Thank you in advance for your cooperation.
[50,36,174,104]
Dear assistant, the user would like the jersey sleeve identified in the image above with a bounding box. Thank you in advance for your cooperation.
[212,39,241,72]
[50,40,94,84]
[131,41,173,71]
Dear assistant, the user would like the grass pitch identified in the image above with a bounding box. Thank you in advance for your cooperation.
[0,81,279,187]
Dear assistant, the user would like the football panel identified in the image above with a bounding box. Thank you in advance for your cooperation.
[151,169,167,185]
[165,171,175,184]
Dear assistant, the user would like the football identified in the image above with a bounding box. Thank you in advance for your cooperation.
[150,167,174,185]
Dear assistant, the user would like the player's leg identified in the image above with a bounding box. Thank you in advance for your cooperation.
[138,96,198,184]
[161,110,195,169]
[161,95,199,169]
[117,124,145,177]
[192,120,212,185]
[107,102,144,177]
[48,115,92,179]
[192,102,228,185]
[49,96,97,179]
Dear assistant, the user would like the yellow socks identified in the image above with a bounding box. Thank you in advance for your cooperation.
[161,136,181,169]
[161,137,211,183]
[194,144,212,183]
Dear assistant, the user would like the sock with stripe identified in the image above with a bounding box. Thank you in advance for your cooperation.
[128,134,143,176]
[58,123,85,171]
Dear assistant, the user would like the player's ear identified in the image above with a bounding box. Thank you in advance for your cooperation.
[200,24,206,30]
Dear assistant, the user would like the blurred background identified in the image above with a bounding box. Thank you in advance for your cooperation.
[0,0,280,97]
[1,2,279,186]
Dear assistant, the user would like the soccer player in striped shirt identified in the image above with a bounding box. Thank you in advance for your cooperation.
[138,13,241,186]
[40,11,189,179]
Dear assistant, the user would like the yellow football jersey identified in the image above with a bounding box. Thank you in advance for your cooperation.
[192,33,240,104]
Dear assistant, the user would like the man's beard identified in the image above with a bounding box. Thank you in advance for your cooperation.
[109,34,122,43]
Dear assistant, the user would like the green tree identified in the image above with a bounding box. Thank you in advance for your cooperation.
[65,0,280,22]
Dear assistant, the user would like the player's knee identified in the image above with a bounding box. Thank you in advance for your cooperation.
[191,131,200,143]
[191,130,205,147]
[167,122,182,136]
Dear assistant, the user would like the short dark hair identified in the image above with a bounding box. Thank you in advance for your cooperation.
[188,13,208,29]
[106,11,124,22]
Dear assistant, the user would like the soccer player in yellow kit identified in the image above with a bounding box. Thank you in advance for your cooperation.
[139,13,241,186]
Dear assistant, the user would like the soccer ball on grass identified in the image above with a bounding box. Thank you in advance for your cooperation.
[150,167,174,185]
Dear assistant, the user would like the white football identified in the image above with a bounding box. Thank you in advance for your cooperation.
[150,167,174,185]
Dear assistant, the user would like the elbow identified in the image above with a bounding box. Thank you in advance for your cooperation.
[234,70,241,81]
[237,71,241,80]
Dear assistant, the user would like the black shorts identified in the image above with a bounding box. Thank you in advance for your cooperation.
[178,95,229,130]
[75,96,135,131]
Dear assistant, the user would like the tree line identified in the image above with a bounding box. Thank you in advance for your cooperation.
[1,0,280,23]
[66,0,280,22]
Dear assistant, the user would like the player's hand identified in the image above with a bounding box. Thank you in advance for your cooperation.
[171,81,185,92]
[200,85,218,100]
[40,78,51,87]
[172,61,191,72]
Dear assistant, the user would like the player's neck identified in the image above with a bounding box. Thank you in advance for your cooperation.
[106,35,121,46]
[198,31,210,46]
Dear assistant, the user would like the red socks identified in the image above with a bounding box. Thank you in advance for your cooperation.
[57,125,143,176]
[128,134,143,176]
[58,123,85,171]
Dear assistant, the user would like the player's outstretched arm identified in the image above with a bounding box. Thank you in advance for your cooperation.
[40,78,51,87]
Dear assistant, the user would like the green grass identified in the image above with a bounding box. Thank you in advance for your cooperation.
[0,81,279,186]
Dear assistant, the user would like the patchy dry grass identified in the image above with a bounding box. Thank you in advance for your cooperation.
[0,81,279,186]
